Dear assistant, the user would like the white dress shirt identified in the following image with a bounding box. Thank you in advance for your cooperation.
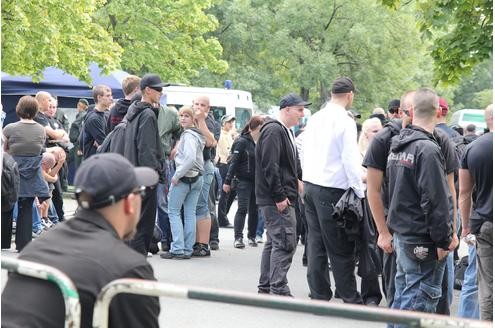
[302,102,365,198]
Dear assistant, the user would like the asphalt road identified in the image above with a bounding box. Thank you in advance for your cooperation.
[2,198,468,327]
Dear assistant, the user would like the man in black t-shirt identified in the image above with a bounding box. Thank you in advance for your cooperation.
[82,85,113,159]
[459,104,493,321]
[363,90,459,311]
[34,92,69,146]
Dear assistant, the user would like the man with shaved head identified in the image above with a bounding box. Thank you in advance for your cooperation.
[386,88,453,320]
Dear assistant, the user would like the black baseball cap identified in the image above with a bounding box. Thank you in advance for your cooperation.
[140,74,167,90]
[331,77,355,94]
[388,99,401,113]
[279,93,311,109]
[74,153,158,209]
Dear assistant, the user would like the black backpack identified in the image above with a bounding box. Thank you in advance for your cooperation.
[97,119,127,156]
[1,153,20,211]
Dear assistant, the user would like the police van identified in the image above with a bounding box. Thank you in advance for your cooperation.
[162,86,253,130]
[449,109,487,134]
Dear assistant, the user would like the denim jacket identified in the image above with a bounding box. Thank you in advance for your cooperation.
[12,155,49,198]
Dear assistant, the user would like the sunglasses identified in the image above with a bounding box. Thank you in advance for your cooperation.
[130,186,146,198]
[149,86,163,93]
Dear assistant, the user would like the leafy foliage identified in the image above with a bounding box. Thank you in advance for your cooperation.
[1,0,122,82]
[198,0,427,116]
[95,0,228,82]
[452,59,493,110]
[380,0,493,84]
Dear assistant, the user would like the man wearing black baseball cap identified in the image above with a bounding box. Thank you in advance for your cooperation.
[256,92,309,296]
[302,76,365,304]
[2,153,160,328]
[387,99,402,119]
[123,73,166,255]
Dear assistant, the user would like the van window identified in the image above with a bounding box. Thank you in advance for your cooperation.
[462,113,485,123]
[211,106,226,122]
[235,108,252,130]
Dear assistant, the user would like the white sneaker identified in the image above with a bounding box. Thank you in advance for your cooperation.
[255,236,263,243]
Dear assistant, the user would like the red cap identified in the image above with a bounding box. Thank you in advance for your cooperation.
[439,97,449,116]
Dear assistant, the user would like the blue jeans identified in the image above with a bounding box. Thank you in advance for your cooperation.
[48,201,59,224]
[156,159,175,243]
[32,203,42,232]
[457,245,480,319]
[168,176,203,255]
[256,208,265,238]
[390,234,446,328]
[196,160,214,220]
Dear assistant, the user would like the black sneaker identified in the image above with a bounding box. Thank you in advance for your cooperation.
[160,252,190,260]
[210,241,219,251]
[161,242,170,252]
[248,238,257,247]
[192,244,211,257]
[234,238,245,249]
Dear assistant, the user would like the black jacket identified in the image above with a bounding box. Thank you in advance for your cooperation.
[1,209,160,328]
[386,126,452,249]
[107,98,132,133]
[123,101,164,181]
[225,132,256,184]
[255,118,302,206]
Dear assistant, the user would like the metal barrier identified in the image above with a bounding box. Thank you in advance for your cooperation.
[92,278,491,328]
[2,257,81,328]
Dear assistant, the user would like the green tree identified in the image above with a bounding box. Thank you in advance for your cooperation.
[380,0,493,85]
[95,0,228,82]
[452,58,493,110]
[199,0,428,116]
[1,0,122,82]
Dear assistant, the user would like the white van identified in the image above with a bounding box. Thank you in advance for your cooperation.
[449,109,487,134]
[162,86,253,130]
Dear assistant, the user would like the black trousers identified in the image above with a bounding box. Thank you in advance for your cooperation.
[217,163,236,226]
[233,180,258,240]
[128,187,157,255]
[51,179,65,221]
[304,182,362,304]
[15,197,35,252]
[382,250,396,307]
[209,175,220,243]
[1,208,14,249]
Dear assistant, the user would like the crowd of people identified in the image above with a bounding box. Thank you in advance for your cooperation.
[1,73,492,327]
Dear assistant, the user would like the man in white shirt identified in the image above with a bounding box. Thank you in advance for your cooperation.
[302,77,365,304]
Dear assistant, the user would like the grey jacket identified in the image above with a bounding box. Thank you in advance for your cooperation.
[173,128,205,181]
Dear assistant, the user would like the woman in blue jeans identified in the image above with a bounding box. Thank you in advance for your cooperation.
[160,106,205,260]
[223,116,264,248]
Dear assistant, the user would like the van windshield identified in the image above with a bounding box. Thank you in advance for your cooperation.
[235,108,252,130]
[463,113,486,123]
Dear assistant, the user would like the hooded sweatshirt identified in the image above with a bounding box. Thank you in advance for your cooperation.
[386,126,452,249]
[107,99,133,133]
[255,118,302,206]
[123,101,164,181]
[172,128,205,181]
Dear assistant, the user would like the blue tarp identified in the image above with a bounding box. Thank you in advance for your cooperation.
[1,63,129,126]
[1,63,128,99]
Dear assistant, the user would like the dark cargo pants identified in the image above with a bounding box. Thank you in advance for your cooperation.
[258,205,297,296]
